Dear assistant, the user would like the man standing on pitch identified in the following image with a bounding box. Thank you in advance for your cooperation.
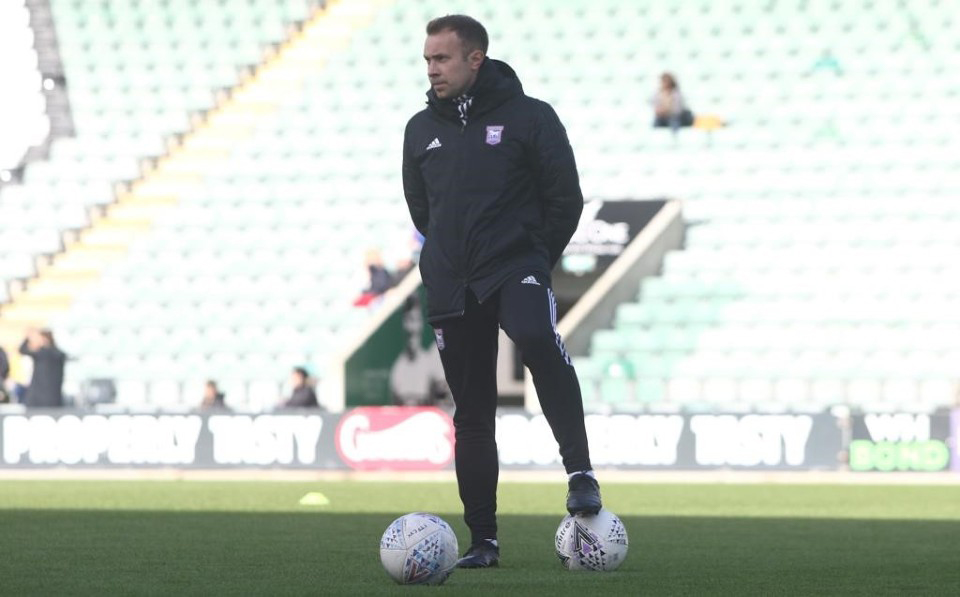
[402,15,600,568]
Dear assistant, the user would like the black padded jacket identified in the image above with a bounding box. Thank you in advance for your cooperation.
[402,58,583,322]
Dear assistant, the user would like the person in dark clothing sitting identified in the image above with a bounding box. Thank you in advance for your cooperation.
[200,380,228,411]
[19,328,66,408]
[282,366,319,409]
[651,72,694,131]
[354,248,396,307]
[365,248,395,296]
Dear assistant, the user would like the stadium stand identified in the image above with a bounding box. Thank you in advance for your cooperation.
[0,0,328,405]
[552,1,960,413]
[1,0,958,413]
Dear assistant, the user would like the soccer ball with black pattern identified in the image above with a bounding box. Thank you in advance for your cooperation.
[555,508,629,571]
[379,512,458,585]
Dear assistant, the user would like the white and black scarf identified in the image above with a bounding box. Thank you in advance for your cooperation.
[454,94,473,128]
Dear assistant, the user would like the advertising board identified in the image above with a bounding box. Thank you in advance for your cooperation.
[0,410,338,469]
[498,411,840,470]
[848,413,952,472]
[2,408,953,473]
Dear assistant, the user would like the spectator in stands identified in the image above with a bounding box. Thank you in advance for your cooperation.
[282,366,319,409]
[18,328,66,408]
[365,248,394,294]
[0,346,10,403]
[200,380,227,411]
[651,72,694,131]
[353,248,396,307]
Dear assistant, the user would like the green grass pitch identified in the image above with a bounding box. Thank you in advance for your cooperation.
[0,480,958,595]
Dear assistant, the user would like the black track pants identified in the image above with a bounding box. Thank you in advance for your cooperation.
[432,271,592,544]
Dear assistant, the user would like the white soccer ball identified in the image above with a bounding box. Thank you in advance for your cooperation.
[555,508,629,571]
[380,512,459,585]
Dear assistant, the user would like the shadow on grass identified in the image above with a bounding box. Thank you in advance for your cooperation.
[0,510,956,596]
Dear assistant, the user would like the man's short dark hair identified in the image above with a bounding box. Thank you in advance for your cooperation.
[39,329,56,347]
[426,14,488,56]
[292,367,309,380]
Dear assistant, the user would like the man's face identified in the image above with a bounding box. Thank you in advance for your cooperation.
[424,29,482,99]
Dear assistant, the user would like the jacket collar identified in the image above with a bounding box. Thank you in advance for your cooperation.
[425,58,523,124]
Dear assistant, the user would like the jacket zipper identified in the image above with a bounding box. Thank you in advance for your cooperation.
[454,118,468,301]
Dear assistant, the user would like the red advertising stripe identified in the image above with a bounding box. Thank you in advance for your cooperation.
[335,407,454,471]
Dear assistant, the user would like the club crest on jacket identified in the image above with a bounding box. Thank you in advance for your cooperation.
[485,125,504,145]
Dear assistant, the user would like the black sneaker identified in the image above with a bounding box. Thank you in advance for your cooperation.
[456,541,500,568]
[566,473,602,516]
